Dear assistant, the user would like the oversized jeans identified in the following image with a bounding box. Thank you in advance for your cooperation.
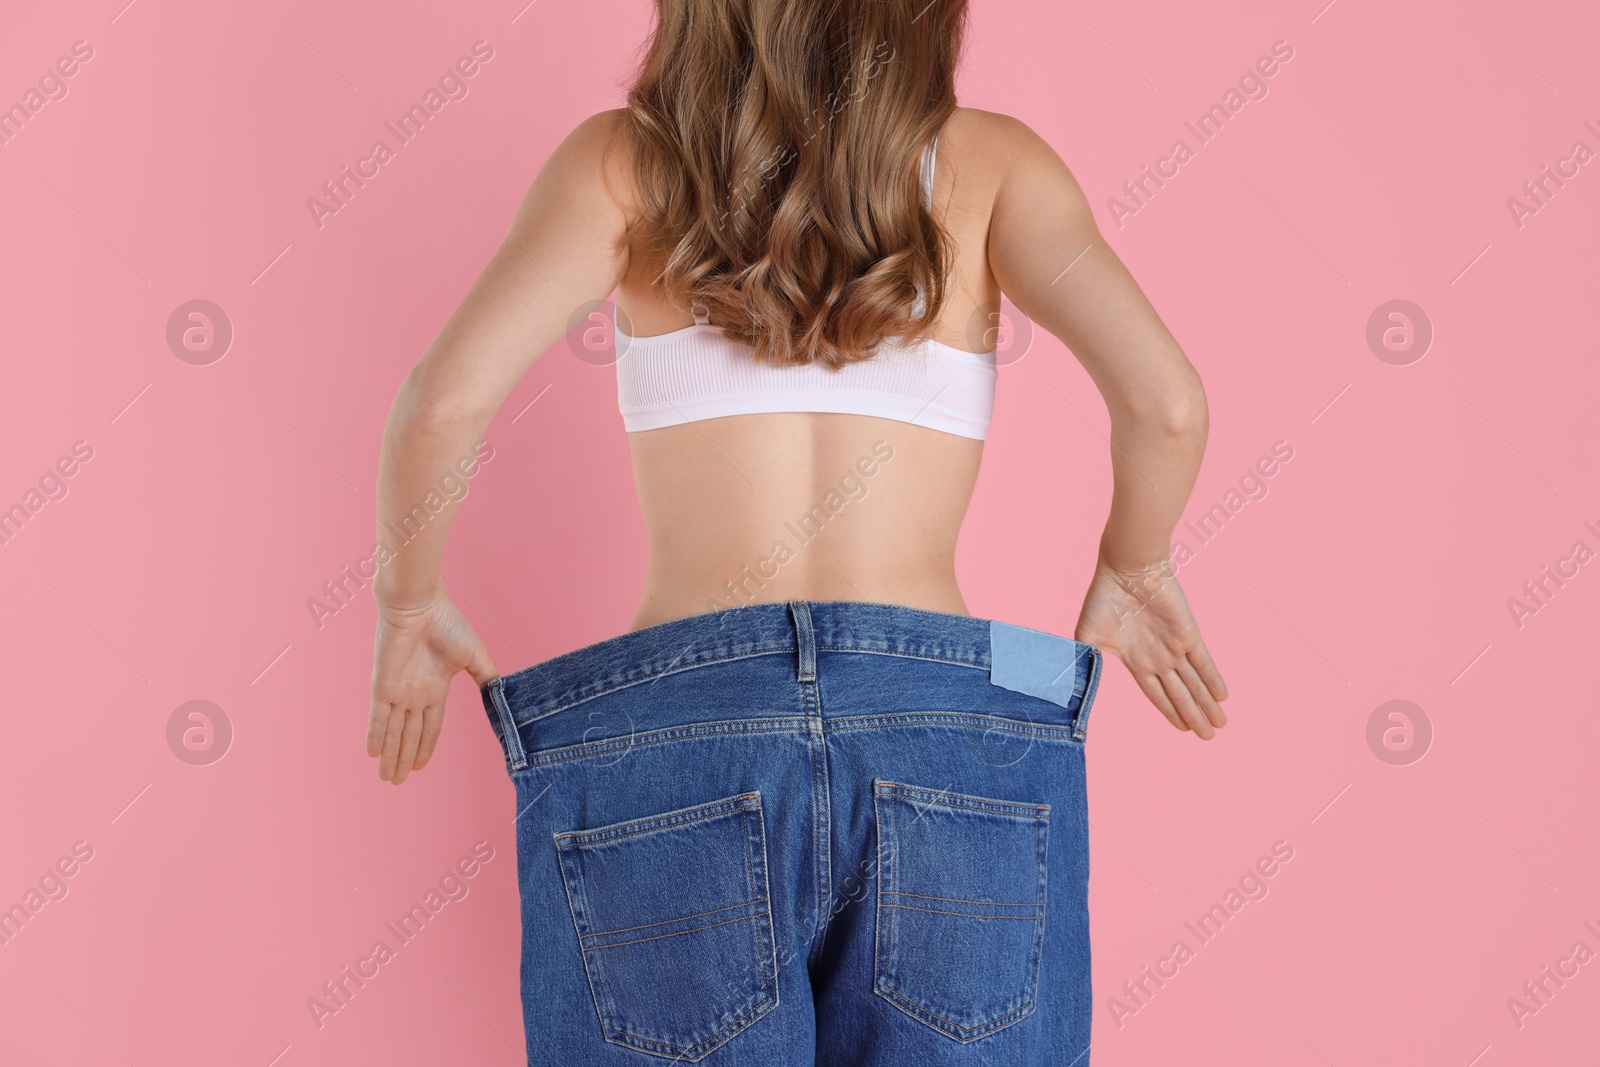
[479,600,1103,1066]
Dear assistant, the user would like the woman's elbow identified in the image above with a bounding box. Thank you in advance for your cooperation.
[1157,375,1208,439]
[1116,370,1208,440]
[391,361,485,430]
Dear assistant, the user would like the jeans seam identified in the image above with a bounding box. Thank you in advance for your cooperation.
[512,649,800,726]
[881,788,896,996]
[1033,812,1051,1009]
[579,898,768,941]
[875,781,1053,818]
[879,987,1037,1040]
[554,840,615,1043]
[828,712,1082,742]
[580,910,771,951]
[1073,645,1104,742]
[510,715,1077,778]
[515,721,804,773]
[510,647,991,725]
[602,997,777,1060]
[487,679,527,771]
[554,793,760,845]
[882,902,1042,919]
[748,797,782,1029]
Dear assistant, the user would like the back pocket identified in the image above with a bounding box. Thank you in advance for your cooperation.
[554,791,778,1061]
[873,780,1049,1042]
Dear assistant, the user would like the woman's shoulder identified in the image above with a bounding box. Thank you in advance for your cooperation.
[949,107,1069,169]
[567,106,1055,159]
[543,107,633,168]
[529,108,640,220]
[939,107,1081,197]
[564,106,1052,169]
[553,106,1079,222]
[950,107,1094,226]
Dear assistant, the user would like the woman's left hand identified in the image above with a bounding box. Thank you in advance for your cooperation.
[1074,557,1229,740]
[367,592,497,784]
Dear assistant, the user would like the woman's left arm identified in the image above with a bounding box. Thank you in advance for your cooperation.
[368,110,631,784]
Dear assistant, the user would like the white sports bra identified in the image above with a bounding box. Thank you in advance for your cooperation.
[614,135,999,441]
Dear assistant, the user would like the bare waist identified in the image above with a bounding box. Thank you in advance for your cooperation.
[624,411,984,630]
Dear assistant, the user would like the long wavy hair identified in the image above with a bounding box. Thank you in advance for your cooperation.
[617,0,971,369]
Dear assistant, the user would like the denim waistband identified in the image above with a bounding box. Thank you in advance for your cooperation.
[482,600,1101,732]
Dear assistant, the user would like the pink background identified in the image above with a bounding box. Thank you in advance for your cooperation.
[2,0,1596,1064]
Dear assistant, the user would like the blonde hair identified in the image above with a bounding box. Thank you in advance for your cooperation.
[617,0,971,368]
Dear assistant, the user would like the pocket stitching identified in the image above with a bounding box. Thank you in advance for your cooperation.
[874,780,1052,819]
[872,782,1051,1043]
[743,794,783,1039]
[605,997,778,1061]
[556,793,779,1061]
[554,838,617,1051]
[580,898,768,943]
[883,902,1041,919]
[581,907,772,951]
[879,986,1037,1040]
[554,791,761,846]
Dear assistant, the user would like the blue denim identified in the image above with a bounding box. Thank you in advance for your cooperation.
[479,600,1102,1066]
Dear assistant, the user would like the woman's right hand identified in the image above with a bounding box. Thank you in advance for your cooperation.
[1074,557,1229,740]
[367,591,498,784]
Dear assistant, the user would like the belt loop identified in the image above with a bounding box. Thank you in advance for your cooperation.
[1073,644,1104,743]
[789,601,816,683]
[488,678,529,771]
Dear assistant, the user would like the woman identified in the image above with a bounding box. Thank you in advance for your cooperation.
[367,2,1227,1063]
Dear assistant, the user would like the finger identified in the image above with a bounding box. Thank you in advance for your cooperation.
[1176,658,1227,730]
[1135,672,1188,732]
[1188,638,1229,702]
[1161,670,1214,740]
[465,638,499,690]
[391,706,428,785]
[378,705,407,781]
[413,703,446,770]
[366,695,390,758]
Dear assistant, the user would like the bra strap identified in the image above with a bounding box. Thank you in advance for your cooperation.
[691,301,711,326]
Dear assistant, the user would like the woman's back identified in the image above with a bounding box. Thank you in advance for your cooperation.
[368,13,1228,1057]
[368,80,1227,792]
[612,107,1007,629]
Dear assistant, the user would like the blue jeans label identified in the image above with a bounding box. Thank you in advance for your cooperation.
[988,620,1086,709]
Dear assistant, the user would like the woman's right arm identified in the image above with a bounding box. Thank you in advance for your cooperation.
[367,110,632,783]
[986,114,1229,740]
